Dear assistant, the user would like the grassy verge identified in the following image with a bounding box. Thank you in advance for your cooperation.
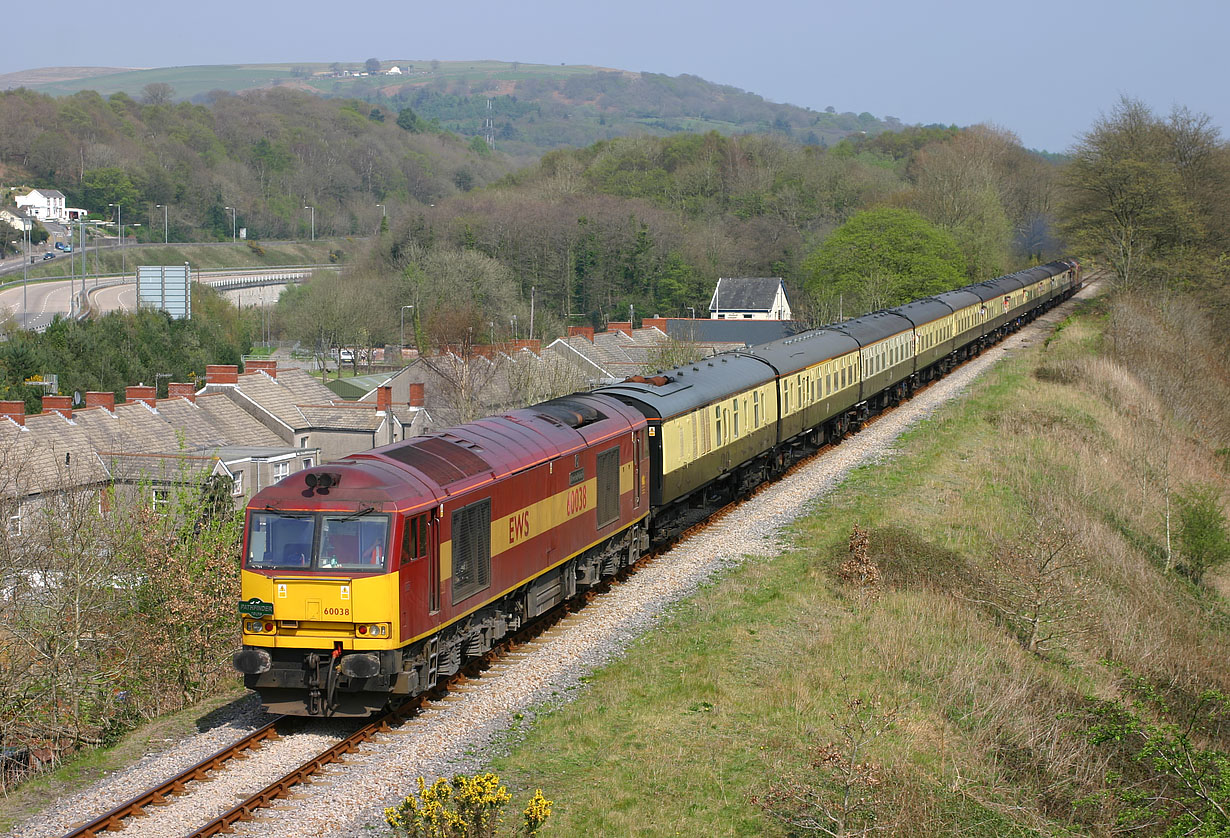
[0,685,249,832]
[489,298,1230,836]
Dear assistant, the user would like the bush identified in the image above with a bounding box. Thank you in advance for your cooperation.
[385,774,551,838]
[1175,485,1230,582]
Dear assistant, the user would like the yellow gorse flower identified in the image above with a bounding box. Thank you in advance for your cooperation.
[384,773,550,838]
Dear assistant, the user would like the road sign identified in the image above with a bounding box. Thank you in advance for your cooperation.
[137,264,191,319]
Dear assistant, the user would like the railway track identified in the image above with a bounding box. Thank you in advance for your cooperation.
[54,280,1099,838]
[58,597,578,838]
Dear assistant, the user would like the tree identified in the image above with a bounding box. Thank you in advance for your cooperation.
[396,106,423,133]
[1059,97,1201,291]
[1174,485,1230,583]
[753,696,899,838]
[140,83,174,106]
[801,208,965,320]
[365,58,382,75]
[80,168,140,215]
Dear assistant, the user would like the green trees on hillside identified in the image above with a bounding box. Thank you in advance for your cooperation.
[0,87,509,241]
[801,208,966,322]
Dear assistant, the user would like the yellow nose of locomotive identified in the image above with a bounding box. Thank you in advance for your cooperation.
[238,570,399,650]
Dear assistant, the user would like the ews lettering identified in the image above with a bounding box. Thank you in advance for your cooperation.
[508,510,531,545]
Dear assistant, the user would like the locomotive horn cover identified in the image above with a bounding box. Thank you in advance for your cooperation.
[339,653,381,679]
[233,647,272,675]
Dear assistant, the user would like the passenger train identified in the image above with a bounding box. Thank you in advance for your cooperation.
[233,259,1082,716]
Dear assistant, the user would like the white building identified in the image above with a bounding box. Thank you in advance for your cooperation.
[0,208,32,232]
[15,189,67,223]
[386,66,403,75]
[708,277,792,320]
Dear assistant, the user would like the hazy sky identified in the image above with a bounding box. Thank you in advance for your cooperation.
[9,0,1227,152]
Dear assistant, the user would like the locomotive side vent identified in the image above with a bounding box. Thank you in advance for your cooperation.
[596,447,620,529]
[451,499,491,604]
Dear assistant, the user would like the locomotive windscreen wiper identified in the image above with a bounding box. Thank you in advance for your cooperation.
[334,506,376,522]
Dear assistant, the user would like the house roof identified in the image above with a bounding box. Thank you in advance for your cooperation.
[26,189,66,200]
[710,277,787,311]
[0,413,109,498]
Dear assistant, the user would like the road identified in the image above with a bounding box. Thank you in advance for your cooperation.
[0,266,328,331]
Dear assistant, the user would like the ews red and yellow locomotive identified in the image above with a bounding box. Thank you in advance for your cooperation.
[234,395,648,716]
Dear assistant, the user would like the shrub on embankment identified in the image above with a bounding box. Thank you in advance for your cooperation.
[493,293,1230,836]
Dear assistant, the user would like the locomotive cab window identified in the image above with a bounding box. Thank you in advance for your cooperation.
[245,510,390,571]
[402,513,429,561]
[319,514,390,570]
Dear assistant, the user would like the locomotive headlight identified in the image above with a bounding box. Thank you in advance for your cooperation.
[244,620,277,634]
[357,623,389,638]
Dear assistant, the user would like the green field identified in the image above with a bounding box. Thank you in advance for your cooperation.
[24,60,620,101]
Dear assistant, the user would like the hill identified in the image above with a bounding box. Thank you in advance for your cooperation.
[0,60,904,154]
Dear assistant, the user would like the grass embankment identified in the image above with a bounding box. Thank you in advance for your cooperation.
[15,240,345,281]
[492,296,1230,836]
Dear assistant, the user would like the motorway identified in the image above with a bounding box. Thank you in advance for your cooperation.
[0,267,326,332]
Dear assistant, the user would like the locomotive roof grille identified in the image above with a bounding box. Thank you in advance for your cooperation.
[535,398,606,428]
[383,436,490,485]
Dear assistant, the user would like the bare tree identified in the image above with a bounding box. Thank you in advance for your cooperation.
[957,521,1092,656]
[753,696,899,837]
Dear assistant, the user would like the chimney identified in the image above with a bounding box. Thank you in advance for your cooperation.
[608,321,633,338]
[642,317,669,331]
[167,382,197,403]
[0,401,25,426]
[41,395,72,418]
[376,385,392,414]
[244,359,277,379]
[125,385,156,408]
[408,383,425,407]
[85,391,115,411]
[205,364,239,385]
[568,326,594,342]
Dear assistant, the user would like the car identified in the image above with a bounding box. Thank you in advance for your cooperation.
[54,242,64,251]
[339,349,355,362]
[42,253,55,260]
[63,244,72,252]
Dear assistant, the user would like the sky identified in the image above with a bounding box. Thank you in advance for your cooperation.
[8,0,1228,153]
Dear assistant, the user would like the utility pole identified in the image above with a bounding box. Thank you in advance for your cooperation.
[156,203,168,244]
[108,202,124,275]
[529,286,535,341]
[304,205,315,241]
[224,206,237,243]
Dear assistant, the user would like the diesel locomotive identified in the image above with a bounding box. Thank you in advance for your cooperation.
[234,259,1081,716]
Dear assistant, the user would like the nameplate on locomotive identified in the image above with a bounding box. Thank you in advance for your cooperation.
[238,597,274,618]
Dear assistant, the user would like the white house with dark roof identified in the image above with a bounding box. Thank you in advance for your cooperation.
[15,189,67,223]
[708,277,792,320]
[0,208,32,232]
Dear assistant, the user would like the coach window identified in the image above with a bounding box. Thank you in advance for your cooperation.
[733,398,740,437]
[715,405,723,445]
[753,390,761,427]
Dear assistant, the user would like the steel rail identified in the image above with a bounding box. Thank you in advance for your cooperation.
[61,717,286,838]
